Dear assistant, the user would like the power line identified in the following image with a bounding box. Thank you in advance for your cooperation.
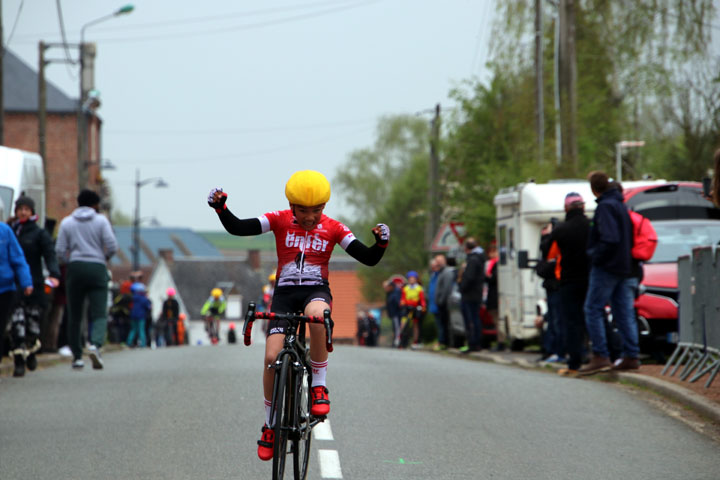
[105,125,375,165]
[13,0,379,45]
[55,0,77,66]
[4,0,24,49]
[104,118,377,136]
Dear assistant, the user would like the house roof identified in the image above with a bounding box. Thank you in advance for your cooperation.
[169,257,264,319]
[3,48,77,113]
[111,226,224,267]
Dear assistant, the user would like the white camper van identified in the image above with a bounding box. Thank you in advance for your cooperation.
[493,179,664,350]
[0,146,45,224]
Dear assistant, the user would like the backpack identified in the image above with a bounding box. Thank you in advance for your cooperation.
[628,210,658,261]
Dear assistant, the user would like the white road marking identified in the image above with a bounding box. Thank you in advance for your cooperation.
[313,420,334,440]
[318,449,343,479]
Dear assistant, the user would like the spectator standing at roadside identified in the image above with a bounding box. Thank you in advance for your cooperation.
[383,277,403,348]
[44,265,67,353]
[55,189,118,370]
[711,148,720,207]
[459,238,485,352]
[160,287,180,346]
[127,282,151,348]
[549,192,591,376]
[484,242,503,351]
[537,222,563,361]
[580,172,638,375]
[427,256,443,350]
[435,254,456,350]
[0,222,33,371]
[8,196,60,376]
[109,280,132,343]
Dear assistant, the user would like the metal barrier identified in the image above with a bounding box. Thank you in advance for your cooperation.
[662,247,720,388]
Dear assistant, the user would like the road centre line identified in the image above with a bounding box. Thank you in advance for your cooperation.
[313,420,334,440]
[318,449,343,479]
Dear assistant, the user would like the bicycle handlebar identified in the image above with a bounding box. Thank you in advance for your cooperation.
[242,302,334,352]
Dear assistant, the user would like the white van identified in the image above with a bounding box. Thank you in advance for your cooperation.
[493,179,664,350]
[0,146,45,224]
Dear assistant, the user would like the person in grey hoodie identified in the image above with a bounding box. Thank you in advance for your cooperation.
[55,189,117,370]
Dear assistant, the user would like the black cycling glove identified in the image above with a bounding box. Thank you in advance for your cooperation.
[208,187,228,213]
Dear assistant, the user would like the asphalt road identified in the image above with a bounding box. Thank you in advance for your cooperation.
[1,344,719,480]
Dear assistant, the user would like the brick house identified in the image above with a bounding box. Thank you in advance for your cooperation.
[2,49,103,225]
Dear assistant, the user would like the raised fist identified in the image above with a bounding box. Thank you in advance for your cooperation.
[372,223,390,247]
[207,187,227,212]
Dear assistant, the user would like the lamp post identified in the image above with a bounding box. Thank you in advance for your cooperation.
[615,140,645,182]
[78,4,134,191]
[133,169,168,271]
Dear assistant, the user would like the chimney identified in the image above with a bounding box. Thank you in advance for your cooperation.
[247,249,261,270]
[158,248,174,265]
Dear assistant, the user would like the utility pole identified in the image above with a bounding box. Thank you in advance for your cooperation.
[77,42,96,191]
[426,104,441,252]
[534,0,544,164]
[39,42,48,196]
[558,0,578,174]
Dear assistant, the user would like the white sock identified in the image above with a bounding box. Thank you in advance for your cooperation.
[310,359,328,387]
[264,398,272,427]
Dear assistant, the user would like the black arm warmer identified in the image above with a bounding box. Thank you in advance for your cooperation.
[217,208,263,236]
[346,239,386,266]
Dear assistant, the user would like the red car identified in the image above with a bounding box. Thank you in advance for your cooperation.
[623,182,720,358]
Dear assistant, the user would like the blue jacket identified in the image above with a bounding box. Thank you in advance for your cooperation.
[587,188,633,276]
[385,285,402,318]
[0,223,32,294]
[130,292,152,320]
[427,270,440,314]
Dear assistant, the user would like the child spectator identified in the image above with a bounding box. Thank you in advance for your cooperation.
[127,282,151,348]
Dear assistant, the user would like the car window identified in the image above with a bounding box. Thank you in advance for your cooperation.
[651,222,720,263]
[627,186,720,220]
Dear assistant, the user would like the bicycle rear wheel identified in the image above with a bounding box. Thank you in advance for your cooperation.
[272,356,292,479]
[293,361,312,479]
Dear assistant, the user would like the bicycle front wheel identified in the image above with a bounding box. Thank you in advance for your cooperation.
[272,355,292,480]
[293,362,312,480]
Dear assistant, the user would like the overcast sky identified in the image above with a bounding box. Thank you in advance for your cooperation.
[4,0,495,231]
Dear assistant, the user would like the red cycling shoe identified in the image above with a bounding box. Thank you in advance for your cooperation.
[311,386,330,416]
[257,425,274,461]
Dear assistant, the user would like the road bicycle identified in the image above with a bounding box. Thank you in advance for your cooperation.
[204,314,220,345]
[398,305,423,349]
[242,302,334,480]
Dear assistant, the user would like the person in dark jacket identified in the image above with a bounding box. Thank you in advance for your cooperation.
[383,277,403,348]
[537,223,562,361]
[8,196,60,376]
[433,254,455,350]
[459,237,485,352]
[159,287,180,346]
[580,172,638,375]
[550,192,591,376]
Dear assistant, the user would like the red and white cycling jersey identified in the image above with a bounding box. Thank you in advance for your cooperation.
[259,209,356,287]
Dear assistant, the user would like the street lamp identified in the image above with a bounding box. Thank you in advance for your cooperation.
[615,140,645,182]
[78,4,134,191]
[133,169,168,271]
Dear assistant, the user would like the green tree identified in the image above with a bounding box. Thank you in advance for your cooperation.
[334,115,431,301]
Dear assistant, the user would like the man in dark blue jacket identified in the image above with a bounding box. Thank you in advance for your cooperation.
[580,172,639,375]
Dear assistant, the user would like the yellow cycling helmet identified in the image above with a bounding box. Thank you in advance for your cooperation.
[285,170,331,207]
[268,273,276,282]
[211,288,222,298]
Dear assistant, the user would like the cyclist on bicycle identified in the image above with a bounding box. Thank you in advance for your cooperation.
[400,270,426,349]
[201,288,226,344]
[208,169,389,461]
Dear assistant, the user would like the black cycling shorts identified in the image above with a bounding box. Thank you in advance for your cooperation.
[267,285,333,336]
